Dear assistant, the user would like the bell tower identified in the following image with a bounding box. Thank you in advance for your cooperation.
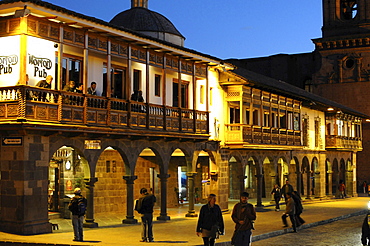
[322,0,370,37]
[312,0,370,186]
[131,0,148,8]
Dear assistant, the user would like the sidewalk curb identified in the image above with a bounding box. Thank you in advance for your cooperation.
[213,209,368,246]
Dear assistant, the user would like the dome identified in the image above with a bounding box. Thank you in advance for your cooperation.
[110,7,185,46]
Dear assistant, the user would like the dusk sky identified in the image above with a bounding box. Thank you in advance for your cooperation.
[46,0,323,59]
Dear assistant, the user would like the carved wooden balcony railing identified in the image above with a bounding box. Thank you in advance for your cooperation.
[225,124,301,146]
[0,86,209,135]
[325,135,362,150]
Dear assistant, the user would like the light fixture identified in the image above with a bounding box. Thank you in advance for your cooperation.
[327,107,334,111]
[65,160,71,170]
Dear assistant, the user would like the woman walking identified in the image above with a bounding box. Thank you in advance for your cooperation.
[196,194,224,246]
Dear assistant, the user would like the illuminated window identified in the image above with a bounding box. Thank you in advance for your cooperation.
[200,85,204,104]
[133,70,141,92]
[155,74,161,97]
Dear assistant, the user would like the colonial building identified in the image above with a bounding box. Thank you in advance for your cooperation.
[228,0,370,185]
[0,0,366,235]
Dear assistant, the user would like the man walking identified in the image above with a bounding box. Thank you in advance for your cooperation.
[231,192,256,246]
[281,192,297,232]
[68,188,87,241]
[135,188,156,242]
[281,180,294,202]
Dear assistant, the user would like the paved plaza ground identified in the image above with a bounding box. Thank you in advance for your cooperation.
[0,196,368,245]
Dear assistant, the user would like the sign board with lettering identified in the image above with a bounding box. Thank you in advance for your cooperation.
[2,137,23,146]
[0,35,56,87]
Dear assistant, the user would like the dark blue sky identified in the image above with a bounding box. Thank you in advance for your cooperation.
[47,0,323,59]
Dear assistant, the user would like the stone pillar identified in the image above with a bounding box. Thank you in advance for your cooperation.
[327,171,333,197]
[157,173,170,221]
[83,178,98,228]
[256,174,263,207]
[0,136,51,235]
[296,171,302,196]
[122,175,138,224]
[186,172,198,217]
[305,171,311,199]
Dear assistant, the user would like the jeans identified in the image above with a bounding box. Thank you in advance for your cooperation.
[141,213,154,241]
[233,230,252,246]
[274,197,281,210]
[72,215,84,241]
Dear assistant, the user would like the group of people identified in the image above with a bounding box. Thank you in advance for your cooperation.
[69,183,306,245]
[196,192,256,246]
[271,180,305,233]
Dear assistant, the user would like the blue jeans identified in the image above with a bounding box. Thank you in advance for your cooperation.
[141,213,154,241]
[72,215,84,241]
[233,230,252,246]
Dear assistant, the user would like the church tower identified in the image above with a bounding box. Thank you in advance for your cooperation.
[131,0,148,8]
[312,0,370,185]
[322,0,370,37]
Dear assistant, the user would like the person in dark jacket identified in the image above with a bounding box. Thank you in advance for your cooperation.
[135,188,156,242]
[362,213,370,246]
[68,188,87,242]
[271,184,281,211]
[36,75,53,88]
[281,180,294,202]
[196,194,224,246]
[292,191,305,226]
[231,192,257,246]
[281,192,297,232]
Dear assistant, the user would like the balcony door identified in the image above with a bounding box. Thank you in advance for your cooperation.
[173,80,188,108]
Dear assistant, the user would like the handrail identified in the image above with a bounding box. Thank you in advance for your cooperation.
[0,85,209,135]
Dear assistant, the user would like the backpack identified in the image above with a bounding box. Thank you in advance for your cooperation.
[77,197,87,216]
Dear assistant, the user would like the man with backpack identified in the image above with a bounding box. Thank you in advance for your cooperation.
[135,188,156,242]
[68,188,87,242]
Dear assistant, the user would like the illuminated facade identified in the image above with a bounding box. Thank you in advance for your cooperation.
[0,0,366,235]
[227,0,370,185]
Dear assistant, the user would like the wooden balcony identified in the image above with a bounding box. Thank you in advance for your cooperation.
[325,135,362,150]
[0,86,209,139]
[225,124,301,147]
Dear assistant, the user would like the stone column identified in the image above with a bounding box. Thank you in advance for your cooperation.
[296,171,302,196]
[256,174,263,207]
[327,171,333,197]
[186,172,198,217]
[122,175,138,224]
[83,178,98,228]
[157,173,170,221]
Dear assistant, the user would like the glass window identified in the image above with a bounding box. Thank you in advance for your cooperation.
[155,74,161,97]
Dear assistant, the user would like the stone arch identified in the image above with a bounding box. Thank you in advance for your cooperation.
[332,158,339,196]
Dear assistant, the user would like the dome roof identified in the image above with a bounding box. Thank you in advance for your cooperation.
[110,7,184,39]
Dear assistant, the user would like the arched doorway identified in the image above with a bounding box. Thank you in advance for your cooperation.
[48,146,89,217]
